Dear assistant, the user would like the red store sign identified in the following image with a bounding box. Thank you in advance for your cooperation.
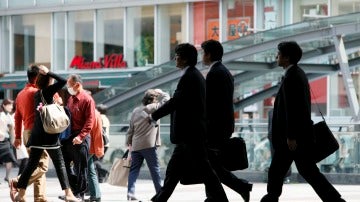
[70,54,127,69]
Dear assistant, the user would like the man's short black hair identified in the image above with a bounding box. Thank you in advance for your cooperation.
[27,64,40,84]
[175,43,198,67]
[277,41,302,64]
[201,39,223,62]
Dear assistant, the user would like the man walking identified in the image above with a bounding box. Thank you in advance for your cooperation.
[201,39,252,202]
[260,41,346,202]
[150,43,228,202]
[61,74,96,200]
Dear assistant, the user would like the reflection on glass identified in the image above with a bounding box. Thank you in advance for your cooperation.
[67,10,94,69]
[126,6,154,67]
[13,14,51,71]
[8,0,33,7]
[53,12,66,71]
[96,8,124,64]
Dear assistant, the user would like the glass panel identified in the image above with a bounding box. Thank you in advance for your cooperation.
[9,0,33,8]
[226,0,254,40]
[0,16,10,73]
[157,3,186,64]
[53,12,66,71]
[293,0,328,22]
[12,13,51,71]
[192,1,219,47]
[126,6,154,67]
[64,0,91,4]
[0,0,7,8]
[36,0,62,6]
[337,0,360,15]
[96,8,125,69]
[221,12,360,60]
[67,10,94,69]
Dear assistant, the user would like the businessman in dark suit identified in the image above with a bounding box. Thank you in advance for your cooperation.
[201,39,252,202]
[150,43,228,202]
[261,41,346,202]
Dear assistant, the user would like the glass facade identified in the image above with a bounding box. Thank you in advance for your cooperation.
[53,12,66,71]
[12,13,51,71]
[156,3,186,63]
[67,10,94,69]
[96,8,124,65]
[126,6,154,67]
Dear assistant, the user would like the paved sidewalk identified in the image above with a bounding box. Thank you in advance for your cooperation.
[1,177,359,202]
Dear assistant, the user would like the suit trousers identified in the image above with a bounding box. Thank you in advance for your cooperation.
[17,129,49,202]
[61,135,90,198]
[267,146,342,201]
[151,143,228,202]
[208,149,251,194]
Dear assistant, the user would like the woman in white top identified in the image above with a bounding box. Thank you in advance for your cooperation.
[0,98,16,183]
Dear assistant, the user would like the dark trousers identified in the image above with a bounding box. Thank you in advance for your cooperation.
[61,135,90,197]
[151,144,228,202]
[17,147,70,190]
[267,146,342,201]
[208,149,251,194]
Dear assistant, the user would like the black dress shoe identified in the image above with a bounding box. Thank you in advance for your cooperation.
[260,194,279,202]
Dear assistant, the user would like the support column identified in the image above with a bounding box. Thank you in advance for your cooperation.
[333,35,360,120]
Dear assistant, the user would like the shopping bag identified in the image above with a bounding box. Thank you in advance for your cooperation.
[107,150,131,187]
[16,143,29,160]
[313,121,339,162]
[220,137,248,171]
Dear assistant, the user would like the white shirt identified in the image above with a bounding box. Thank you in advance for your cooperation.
[0,111,14,141]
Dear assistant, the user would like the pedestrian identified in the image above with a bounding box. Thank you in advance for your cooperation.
[201,39,252,202]
[12,64,49,202]
[0,98,17,183]
[267,95,291,183]
[60,74,95,200]
[94,104,110,183]
[126,88,170,201]
[260,41,346,202]
[84,107,104,202]
[12,65,80,202]
[149,43,228,202]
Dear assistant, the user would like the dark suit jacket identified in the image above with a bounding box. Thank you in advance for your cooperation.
[206,61,235,146]
[271,65,313,150]
[152,66,206,144]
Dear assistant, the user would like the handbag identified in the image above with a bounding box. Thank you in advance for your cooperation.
[220,137,248,171]
[39,90,70,134]
[311,88,339,162]
[107,149,131,187]
[313,119,339,162]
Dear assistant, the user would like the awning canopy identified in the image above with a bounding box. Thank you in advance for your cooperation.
[0,68,147,90]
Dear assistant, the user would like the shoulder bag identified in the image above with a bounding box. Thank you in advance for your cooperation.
[39,90,70,134]
[311,89,339,162]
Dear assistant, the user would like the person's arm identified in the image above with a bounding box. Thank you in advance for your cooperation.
[13,101,23,148]
[79,98,95,140]
[126,112,135,146]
